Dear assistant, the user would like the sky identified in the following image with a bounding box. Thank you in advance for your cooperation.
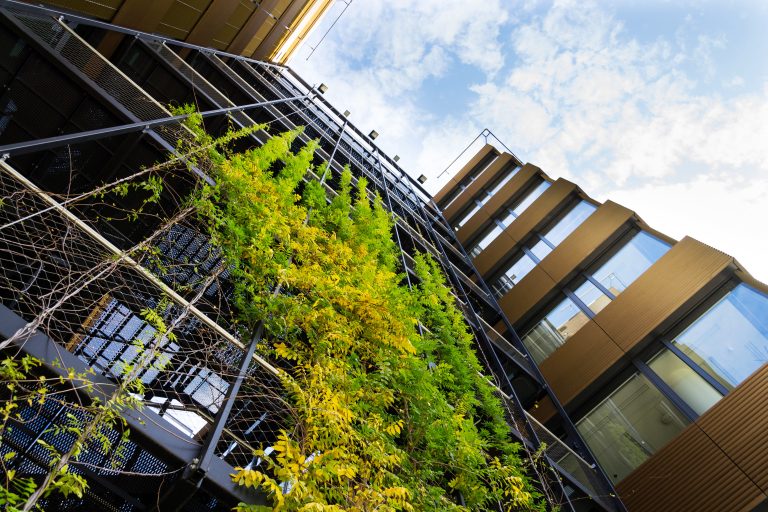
[291,0,768,281]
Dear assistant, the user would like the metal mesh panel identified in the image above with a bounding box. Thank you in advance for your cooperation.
[0,161,289,497]
[144,41,259,132]
[1,7,196,155]
[6,9,168,122]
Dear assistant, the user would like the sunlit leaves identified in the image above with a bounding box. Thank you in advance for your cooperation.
[195,129,542,511]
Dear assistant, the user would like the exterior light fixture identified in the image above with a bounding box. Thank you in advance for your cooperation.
[318,83,329,94]
[369,130,379,140]
[343,110,351,117]
[418,174,427,184]
[394,155,400,162]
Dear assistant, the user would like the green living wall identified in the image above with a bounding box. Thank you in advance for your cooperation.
[187,122,545,512]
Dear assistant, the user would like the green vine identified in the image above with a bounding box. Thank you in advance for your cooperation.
[181,116,545,511]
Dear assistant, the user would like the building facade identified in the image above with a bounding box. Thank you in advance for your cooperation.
[435,144,768,512]
[0,1,622,510]
[2,1,764,511]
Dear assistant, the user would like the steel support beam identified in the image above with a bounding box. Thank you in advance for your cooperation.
[0,94,312,158]
[0,304,264,506]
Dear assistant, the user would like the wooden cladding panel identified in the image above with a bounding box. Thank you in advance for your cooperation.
[498,265,557,326]
[594,237,734,352]
[252,0,308,60]
[472,179,578,278]
[617,425,765,512]
[457,165,540,246]
[433,143,496,205]
[40,0,124,20]
[109,0,174,33]
[697,364,768,492]
[473,228,521,277]
[156,0,212,39]
[185,0,241,47]
[538,320,623,407]
[227,0,280,54]
[442,154,517,223]
[212,0,257,49]
[538,201,634,284]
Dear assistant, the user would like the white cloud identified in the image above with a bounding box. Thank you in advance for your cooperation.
[467,1,768,193]
[291,0,768,280]
[610,175,768,282]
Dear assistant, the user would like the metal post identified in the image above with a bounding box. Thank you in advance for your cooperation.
[426,198,626,512]
[373,149,413,290]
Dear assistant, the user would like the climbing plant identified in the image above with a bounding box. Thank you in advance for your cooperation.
[184,120,547,511]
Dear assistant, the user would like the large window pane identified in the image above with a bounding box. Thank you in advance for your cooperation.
[511,181,550,216]
[671,284,768,390]
[530,239,552,260]
[455,201,482,229]
[648,349,723,415]
[470,223,504,257]
[591,231,670,296]
[544,201,596,246]
[494,253,537,295]
[573,279,611,315]
[577,373,690,483]
[487,165,521,196]
[521,296,587,363]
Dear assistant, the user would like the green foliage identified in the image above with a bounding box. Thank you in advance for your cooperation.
[185,122,545,511]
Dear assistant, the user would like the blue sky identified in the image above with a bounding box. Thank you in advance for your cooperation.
[292,0,768,281]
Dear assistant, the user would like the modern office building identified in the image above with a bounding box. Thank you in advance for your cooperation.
[435,144,768,512]
[0,1,622,510]
[0,1,764,511]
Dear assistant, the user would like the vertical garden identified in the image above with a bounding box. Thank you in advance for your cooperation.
[192,123,544,511]
[0,117,546,511]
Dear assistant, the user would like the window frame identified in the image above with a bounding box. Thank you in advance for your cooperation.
[517,227,671,362]
[489,196,598,296]
[451,163,523,230]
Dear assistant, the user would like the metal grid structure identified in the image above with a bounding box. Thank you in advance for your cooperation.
[0,2,625,510]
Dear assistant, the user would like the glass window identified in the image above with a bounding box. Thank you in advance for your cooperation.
[529,238,553,261]
[573,279,613,316]
[487,165,521,197]
[576,372,691,483]
[521,296,589,364]
[671,284,768,390]
[494,252,537,295]
[455,201,482,229]
[648,349,723,416]
[589,231,670,298]
[470,223,504,257]
[511,181,550,217]
[544,201,596,246]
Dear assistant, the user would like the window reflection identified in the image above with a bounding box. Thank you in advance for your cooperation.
[648,349,723,415]
[521,296,589,364]
[672,284,768,390]
[575,232,670,315]
[494,253,536,296]
[520,231,670,363]
[511,181,550,217]
[577,373,690,483]
[491,200,596,296]
[453,165,521,229]
[545,201,596,246]
[470,224,505,257]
